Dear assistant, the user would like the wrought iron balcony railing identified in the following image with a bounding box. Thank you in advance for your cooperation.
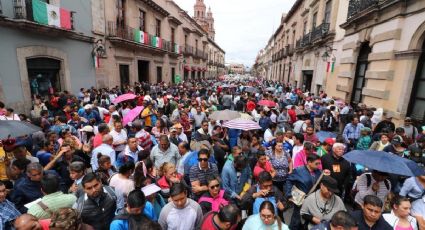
[311,23,330,41]
[347,0,379,20]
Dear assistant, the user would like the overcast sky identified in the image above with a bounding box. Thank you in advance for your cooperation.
[173,0,296,67]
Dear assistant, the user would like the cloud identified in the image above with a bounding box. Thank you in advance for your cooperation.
[173,0,296,67]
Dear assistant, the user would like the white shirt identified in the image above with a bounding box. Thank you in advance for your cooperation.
[0,114,21,120]
[109,129,128,152]
[293,120,307,133]
[264,129,274,142]
[108,111,120,126]
[292,145,304,164]
[97,107,109,120]
[179,132,188,143]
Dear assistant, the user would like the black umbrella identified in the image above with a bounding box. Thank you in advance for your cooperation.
[0,120,42,139]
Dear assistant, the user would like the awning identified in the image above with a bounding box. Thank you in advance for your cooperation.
[184,65,191,71]
[192,67,197,71]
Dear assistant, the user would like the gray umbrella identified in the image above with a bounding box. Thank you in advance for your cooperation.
[266,87,276,92]
[244,87,259,93]
[209,109,241,121]
[0,120,42,139]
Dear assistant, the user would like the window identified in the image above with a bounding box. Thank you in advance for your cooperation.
[312,12,317,29]
[116,0,126,28]
[303,21,307,35]
[324,1,332,24]
[195,39,198,52]
[184,35,188,46]
[139,10,145,31]
[171,28,175,45]
[155,19,161,37]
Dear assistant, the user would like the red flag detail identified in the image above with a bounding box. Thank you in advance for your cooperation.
[60,8,71,30]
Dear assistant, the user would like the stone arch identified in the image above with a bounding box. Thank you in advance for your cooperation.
[408,21,425,50]
[16,46,71,113]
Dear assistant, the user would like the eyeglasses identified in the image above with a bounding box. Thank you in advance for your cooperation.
[260,214,274,220]
[198,158,209,162]
[209,184,220,189]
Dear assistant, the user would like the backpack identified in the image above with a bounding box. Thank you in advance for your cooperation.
[350,173,390,203]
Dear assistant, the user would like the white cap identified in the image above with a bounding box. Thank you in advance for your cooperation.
[81,125,94,132]
[84,104,92,110]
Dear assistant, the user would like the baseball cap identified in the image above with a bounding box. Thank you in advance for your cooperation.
[391,135,403,145]
[324,138,335,146]
[321,176,340,194]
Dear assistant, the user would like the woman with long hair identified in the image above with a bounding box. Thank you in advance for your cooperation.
[383,195,417,230]
[95,154,117,185]
[243,200,289,230]
[151,119,169,141]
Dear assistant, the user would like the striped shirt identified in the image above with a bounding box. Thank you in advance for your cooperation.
[189,163,219,185]
[27,192,77,219]
[354,173,391,206]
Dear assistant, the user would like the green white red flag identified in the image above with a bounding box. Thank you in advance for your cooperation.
[32,0,71,30]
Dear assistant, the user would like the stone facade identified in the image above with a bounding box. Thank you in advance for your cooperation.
[95,0,225,86]
[0,0,96,113]
[254,0,425,124]
[327,0,425,123]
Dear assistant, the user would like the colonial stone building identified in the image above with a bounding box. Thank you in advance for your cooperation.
[327,0,425,123]
[93,0,210,87]
[0,0,96,113]
[255,0,425,123]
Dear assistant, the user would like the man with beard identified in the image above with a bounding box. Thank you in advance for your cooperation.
[74,173,124,230]
[110,190,160,230]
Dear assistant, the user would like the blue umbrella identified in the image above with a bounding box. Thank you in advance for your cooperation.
[316,131,337,143]
[343,150,425,177]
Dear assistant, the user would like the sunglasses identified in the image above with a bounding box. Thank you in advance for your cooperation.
[198,158,209,162]
[209,184,220,189]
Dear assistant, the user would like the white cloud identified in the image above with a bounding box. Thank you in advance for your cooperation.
[173,0,296,67]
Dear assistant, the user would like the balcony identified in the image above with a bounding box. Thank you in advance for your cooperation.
[347,0,379,20]
[106,21,178,54]
[301,33,312,47]
[12,0,75,29]
[311,23,330,42]
[183,45,194,56]
[287,44,294,56]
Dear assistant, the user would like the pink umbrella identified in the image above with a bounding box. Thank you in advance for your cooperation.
[223,118,261,131]
[257,100,276,107]
[123,106,144,126]
[113,93,137,104]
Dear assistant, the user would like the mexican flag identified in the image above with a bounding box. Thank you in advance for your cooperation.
[152,36,162,48]
[174,44,180,54]
[32,0,71,30]
[134,29,148,44]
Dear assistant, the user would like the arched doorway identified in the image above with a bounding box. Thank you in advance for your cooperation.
[26,58,61,97]
[407,39,425,122]
[351,42,372,104]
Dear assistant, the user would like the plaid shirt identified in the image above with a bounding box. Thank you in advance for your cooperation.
[0,199,20,230]
[342,123,364,143]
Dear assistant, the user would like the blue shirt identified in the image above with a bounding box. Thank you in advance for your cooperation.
[342,123,364,143]
[0,199,20,230]
[221,161,251,198]
[36,150,52,167]
[400,177,425,199]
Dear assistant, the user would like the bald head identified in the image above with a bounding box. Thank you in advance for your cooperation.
[14,214,41,230]
[102,134,113,145]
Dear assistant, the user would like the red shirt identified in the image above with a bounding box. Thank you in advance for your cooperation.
[253,161,273,180]
[304,133,319,144]
[246,100,256,112]
[201,212,238,230]
[93,133,103,148]
[288,109,297,124]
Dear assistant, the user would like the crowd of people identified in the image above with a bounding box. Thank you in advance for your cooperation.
[0,79,425,230]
